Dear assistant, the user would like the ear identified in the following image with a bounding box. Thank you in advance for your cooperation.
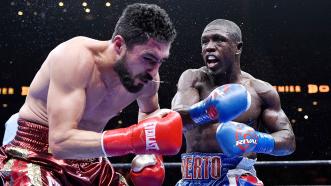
[112,35,127,57]
[236,42,243,55]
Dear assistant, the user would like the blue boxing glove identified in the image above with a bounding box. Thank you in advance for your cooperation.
[216,121,275,157]
[189,84,251,125]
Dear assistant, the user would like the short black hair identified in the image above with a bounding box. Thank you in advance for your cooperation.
[112,3,176,49]
[205,19,242,43]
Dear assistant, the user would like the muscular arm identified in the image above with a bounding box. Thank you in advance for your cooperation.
[171,69,200,131]
[260,83,296,155]
[48,45,104,159]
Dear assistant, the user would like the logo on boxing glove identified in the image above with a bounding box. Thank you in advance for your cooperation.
[144,122,160,151]
[207,106,218,120]
[235,123,258,151]
[206,84,233,120]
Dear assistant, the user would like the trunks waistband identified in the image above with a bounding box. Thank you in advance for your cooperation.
[181,152,254,180]
[9,119,49,153]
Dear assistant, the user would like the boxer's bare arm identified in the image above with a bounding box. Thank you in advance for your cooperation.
[47,45,104,159]
[258,81,296,155]
[137,73,161,121]
[171,69,200,131]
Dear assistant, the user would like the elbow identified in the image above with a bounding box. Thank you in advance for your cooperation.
[49,142,65,159]
[272,131,296,156]
[49,137,69,159]
[280,132,296,156]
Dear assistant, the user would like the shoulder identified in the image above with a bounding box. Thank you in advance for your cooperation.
[241,71,273,93]
[49,37,95,69]
[176,68,200,90]
[245,73,280,108]
[54,36,94,56]
[47,37,96,86]
[178,67,207,84]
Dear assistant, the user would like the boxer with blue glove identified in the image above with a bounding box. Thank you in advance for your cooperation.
[172,19,295,186]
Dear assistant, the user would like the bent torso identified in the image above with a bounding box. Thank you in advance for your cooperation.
[19,37,144,132]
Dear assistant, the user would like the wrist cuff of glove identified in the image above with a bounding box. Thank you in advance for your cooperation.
[189,102,216,125]
[101,131,109,157]
[254,132,275,154]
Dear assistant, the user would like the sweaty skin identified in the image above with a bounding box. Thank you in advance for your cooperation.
[19,36,171,159]
[172,23,295,159]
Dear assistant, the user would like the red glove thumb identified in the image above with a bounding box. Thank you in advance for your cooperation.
[130,154,165,186]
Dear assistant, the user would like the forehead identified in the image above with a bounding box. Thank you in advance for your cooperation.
[201,25,230,38]
[130,38,171,59]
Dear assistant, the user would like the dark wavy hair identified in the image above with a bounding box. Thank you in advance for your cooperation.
[112,3,176,49]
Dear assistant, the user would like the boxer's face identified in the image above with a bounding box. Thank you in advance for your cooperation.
[201,25,238,75]
[114,38,170,93]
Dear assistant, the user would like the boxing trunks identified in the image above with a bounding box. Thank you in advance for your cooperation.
[0,119,128,186]
[176,152,263,186]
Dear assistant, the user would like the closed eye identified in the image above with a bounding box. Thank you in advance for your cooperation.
[143,56,158,66]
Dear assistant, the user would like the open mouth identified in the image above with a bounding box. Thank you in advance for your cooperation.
[205,54,220,68]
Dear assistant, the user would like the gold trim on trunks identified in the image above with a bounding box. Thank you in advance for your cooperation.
[6,146,29,159]
[0,159,15,177]
[27,163,42,186]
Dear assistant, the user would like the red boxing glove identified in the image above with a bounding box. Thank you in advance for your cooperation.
[101,111,182,156]
[130,154,165,186]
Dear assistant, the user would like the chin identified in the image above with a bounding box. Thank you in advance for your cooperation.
[207,65,222,72]
[211,68,227,76]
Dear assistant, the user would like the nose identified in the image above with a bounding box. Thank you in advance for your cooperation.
[204,41,216,53]
[147,63,161,78]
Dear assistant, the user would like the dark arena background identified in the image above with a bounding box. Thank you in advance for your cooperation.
[1,0,331,185]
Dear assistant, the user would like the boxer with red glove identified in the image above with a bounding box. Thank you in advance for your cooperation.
[101,111,182,157]
[216,121,280,157]
[130,154,165,186]
[189,84,251,125]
